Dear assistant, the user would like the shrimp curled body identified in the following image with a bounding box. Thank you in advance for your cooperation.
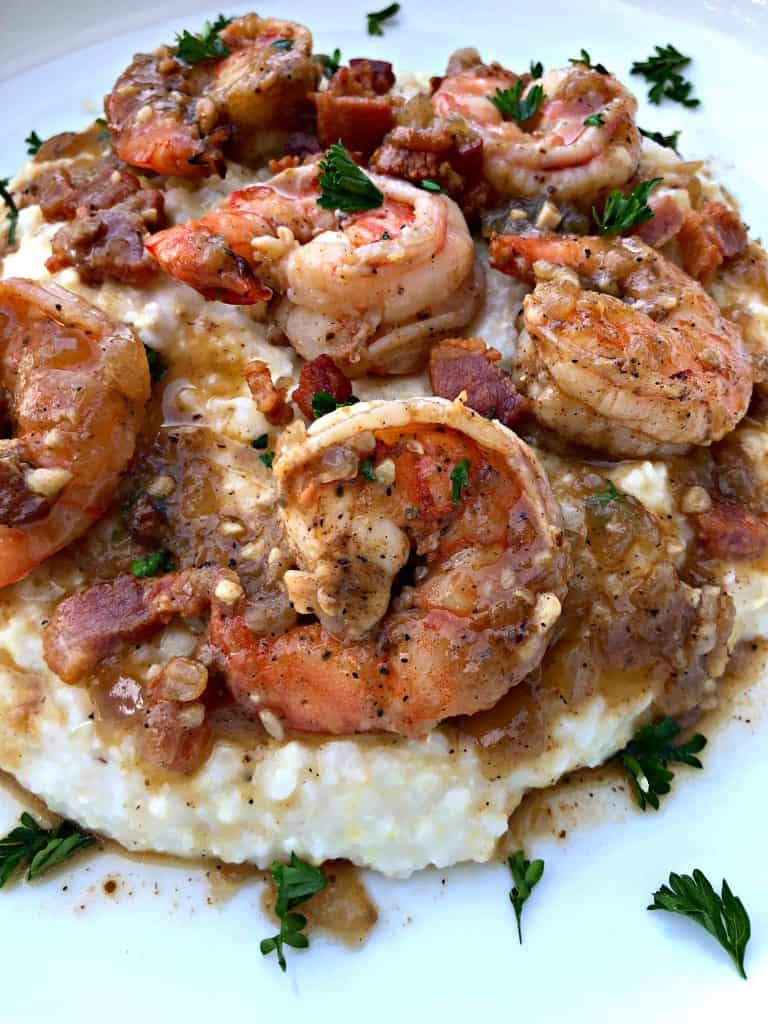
[433,63,641,203]
[210,396,570,736]
[490,233,753,456]
[0,279,150,587]
[147,164,481,374]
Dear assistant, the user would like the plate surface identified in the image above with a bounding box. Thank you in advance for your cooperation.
[1,2,767,1020]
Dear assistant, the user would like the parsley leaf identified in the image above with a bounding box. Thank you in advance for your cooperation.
[593,177,662,235]
[583,113,605,128]
[271,38,293,51]
[360,458,377,482]
[529,60,543,79]
[489,81,545,122]
[569,48,609,75]
[130,548,174,578]
[143,344,166,382]
[450,458,470,503]
[508,850,544,944]
[261,852,327,971]
[419,179,445,193]
[631,44,700,108]
[367,2,400,36]
[620,717,706,811]
[0,179,19,246]
[25,130,43,155]
[317,141,384,213]
[175,14,232,64]
[587,479,622,507]
[0,812,95,888]
[639,127,681,153]
[251,433,269,450]
[317,47,342,78]
[259,450,275,470]
[311,389,359,419]
[649,870,750,978]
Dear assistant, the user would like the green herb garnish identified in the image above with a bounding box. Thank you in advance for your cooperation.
[587,479,622,507]
[631,44,699,108]
[271,38,294,50]
[0,812,95,888]
[583,113,605,127]
[259,450,275,470]
[25,130,43,155]
[175,14,232,63]
[130,549,174,578]
[569,48,609,74]
[419,179,445,193]
[252,433,269,450]
[360,458,377,482]
[0,179,19,246]
[450,458,470,503]
[620,717,706,811]
[143,344,166,382]
[311,389,359,419]
[489,81,545,122]
[508,850,544,944]
[317,141,384,213]
[317,47,342,78]
[649,870,750,978]
[639,127,681,153]
[367,2,400,36]
[261,852,327,971]
[593,177,662,235]
[529,60,543,78]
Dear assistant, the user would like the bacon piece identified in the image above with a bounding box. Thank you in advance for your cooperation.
[0,452,50,526]
[292,354,354,420]
[429,337,528,427]
[33,124,109,164]
[36,159,143,222]
[244,359,294,426]
[695,501,768,560]
[677,202,748,284]
[124,493,166,544]
[636,193,686,249]
[43,567,239,683]
[312,59,397,156]
[45,190,166,285]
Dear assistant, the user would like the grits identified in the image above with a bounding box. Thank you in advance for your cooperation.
[1,139,767,877]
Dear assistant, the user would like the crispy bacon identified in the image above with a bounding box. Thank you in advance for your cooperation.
[636,193,686,249]
[429,337,528,427]
[292,354,354,420]
[677,202,748,284]
[695,501,768,560]
[43,567,239,683]
[244,359,294,426]
[312,59,397,156]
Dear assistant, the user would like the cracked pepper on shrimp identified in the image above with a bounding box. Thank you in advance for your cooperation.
[1,12,768,876]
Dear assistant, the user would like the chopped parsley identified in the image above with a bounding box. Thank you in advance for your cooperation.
[631,44,700,108]
[620,717,706,811]
[0,179,19,246]
[450,458,470,503]
[583,113,605,128]
[489,81,545,122]
[0,812,95,888]
[367,2,400,36]
[649,870,750,978]
[593,177,662,235]
[251,433,269,450]
[261,852,327,971]
[175,14,232,64]
[569,48,609,75]
[360,458,377,482]
[587,479,622,507]
[316,47,342,78]
[529,60,543,78]
[419,179,445,193]
[639,127,681,153]
[130,548,174,578]
[25,130,43,155]
[259,450,276,470]
[271,38,294,50]
[143,344,166,382]
[317,141,384,213]
[508,850,544,944]
[311,389,359,419]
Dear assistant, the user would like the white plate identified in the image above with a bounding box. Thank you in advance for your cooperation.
[1,2,767,1020]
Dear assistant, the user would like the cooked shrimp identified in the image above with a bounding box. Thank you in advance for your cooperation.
[0,278,150,587]
[105,14,318,177]
[490,233,753,456]
[433,61,640,202]
[210,397,570,736]
[148,164,481,374]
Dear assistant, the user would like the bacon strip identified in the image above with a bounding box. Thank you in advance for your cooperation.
[429,337,528,427]
[291,354,354,420]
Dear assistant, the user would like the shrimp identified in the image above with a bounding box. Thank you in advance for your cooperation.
[433,60,640,203]
[0,278,150,587]
[210,397,570,736]
[105,14,318,178]
[147,164,481,375]
[489,233,753,456]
